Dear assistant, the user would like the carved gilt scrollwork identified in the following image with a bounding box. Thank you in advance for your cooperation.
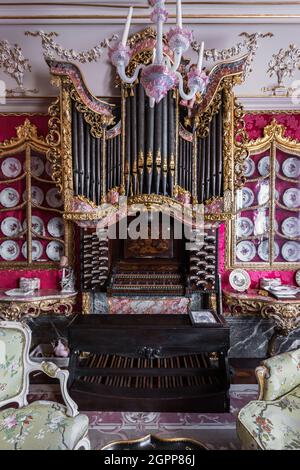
[69,87,115,138]
[46,96,62,191]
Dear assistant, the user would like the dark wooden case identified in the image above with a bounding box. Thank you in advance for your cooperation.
[68,314,230,412]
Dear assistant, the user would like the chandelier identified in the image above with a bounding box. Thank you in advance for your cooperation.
[108,0,208,107]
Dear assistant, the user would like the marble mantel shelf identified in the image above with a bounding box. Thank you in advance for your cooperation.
[223,288,300,355]
[0,289,77,321]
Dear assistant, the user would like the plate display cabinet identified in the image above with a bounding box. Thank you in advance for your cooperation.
[227,120,300,270]
[0,119,72,269]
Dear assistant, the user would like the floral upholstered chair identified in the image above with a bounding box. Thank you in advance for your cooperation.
[237,348,300,450]
[0,321,90,450]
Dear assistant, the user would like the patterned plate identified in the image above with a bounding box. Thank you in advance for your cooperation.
[1,157,22,178]
[1,217,22,237]
[241,187,255,209]
[0,240,20,260]
[229,269,251,292]
[281,241,300,262]
[31,156,44,177]
[23,186,44,206]
[283,188,300,208]
[46,188,63,208]
[236,217,254,238]
[47,217,64,237]
[258,156,280,176]
[0,187,20,208]
[236,240,256,262]
[22,240,43,261]
[24,156,45,177]
[243,158,255,177]
[46,240,64,261]
[258,240,280,262]
[281,217,300,238]
[282,157,300,179]
[23,216,45,237]
[295,269,300,287]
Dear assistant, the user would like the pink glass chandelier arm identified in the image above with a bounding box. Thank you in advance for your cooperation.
[175,71,198,101]
[117,63,145,84]
[170,48,183,72]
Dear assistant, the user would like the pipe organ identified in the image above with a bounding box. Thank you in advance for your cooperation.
[46,28,248,299]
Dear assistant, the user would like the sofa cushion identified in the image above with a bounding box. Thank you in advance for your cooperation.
[238,385,300,450]
[0,401,89,450]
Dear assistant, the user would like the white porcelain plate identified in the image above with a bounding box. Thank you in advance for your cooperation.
[23,216,45,237]
[1,217,22,237]
[258,156,280,176]
[258,240,280,261]
[23,156,44,177]
[282,157,300,179]
[0,187,20,208]
[46,240,64,261]
[241,187,255,209]
[23,186,44,206]
[4,288,34,297]
[47,217,64,238]
[46,188,63,208]
[281,217,300,238]
[229,269,251,292]
[243,158,255,177]
[0,240,20,260]
[22,240,43,261]
[283,188,300,208]
[281,241,300,262]
[236,240,256,262]
[295,269,300,287]
[1,157,22,178]
[236,217,254,238]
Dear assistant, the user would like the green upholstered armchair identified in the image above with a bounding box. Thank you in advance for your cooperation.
[237,348,300,450]
[0,321,90,450]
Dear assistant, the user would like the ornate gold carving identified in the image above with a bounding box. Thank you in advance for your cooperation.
[255,366,268,400]
[0,119,46,150]
[82,292,91,315]
[46,96,62,191]
[0,296,76,321]
[261,303,300,336]
[138,151,144,168]
[246,119,300,152]
[195,91,222,138]
[70,87,115,138]
[146,150,153,167]
[61,82,73,211]
[233,97,249,189]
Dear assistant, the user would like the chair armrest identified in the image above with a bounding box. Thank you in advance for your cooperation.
[255,365,269,400]
[255,348,300,401]
[29,361,79,418]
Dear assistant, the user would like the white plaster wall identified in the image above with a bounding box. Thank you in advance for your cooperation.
[0,1,300,104]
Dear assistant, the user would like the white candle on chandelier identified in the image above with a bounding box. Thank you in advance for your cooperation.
[197,41,205,71]
[121,6,133,46]
[177,0,183,28]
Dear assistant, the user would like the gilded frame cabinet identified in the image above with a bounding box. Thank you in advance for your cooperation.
[227,119,300,270]
[0,119,73,269]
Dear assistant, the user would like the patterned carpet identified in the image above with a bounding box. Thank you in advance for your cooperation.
[28,384,257,450]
